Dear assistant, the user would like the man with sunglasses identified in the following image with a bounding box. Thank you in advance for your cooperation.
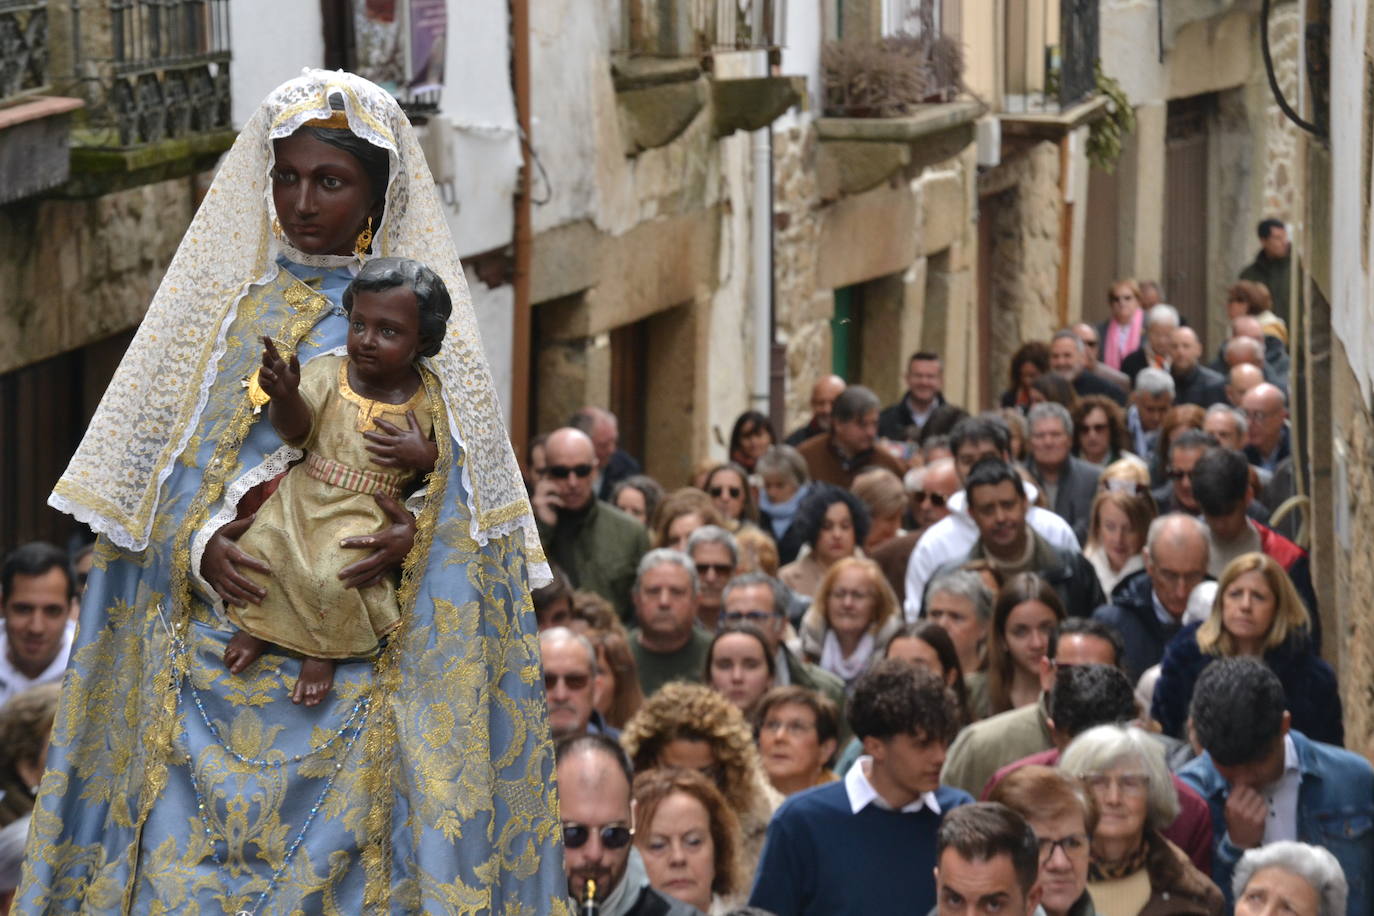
[685,526,737,632]
[534,428,649,625]
[1151,429,1219,515]
[541,627,614,740]
[556,734,698,916]
[1072,322,1130,393]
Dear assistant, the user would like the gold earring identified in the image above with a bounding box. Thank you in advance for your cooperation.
[272,217,283,239]
[354,217,374,258]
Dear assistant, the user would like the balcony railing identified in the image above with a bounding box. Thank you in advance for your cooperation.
[54,0,232,148]
[1003,0,1098,113]
[617,0,787,57]
[0,0,49,106]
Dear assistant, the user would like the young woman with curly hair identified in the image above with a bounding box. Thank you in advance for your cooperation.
[621,682,782,884]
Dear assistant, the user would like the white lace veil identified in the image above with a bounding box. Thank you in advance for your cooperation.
[50,69,549,586]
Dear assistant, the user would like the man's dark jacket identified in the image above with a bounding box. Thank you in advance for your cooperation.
[876,394,968,445]
[1091,569,1182,683]
[1172,363,1227,408]
[597,449,642,501]
[1239,247,1292,322]
[1028,456,1101,542]
[1072,371,1127,405]
[537,500,648,624]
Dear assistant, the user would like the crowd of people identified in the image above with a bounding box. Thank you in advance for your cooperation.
[2,217,1368,915]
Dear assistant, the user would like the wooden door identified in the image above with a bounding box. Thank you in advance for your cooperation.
[1164,95,1213,346]
[1081,163,1121,325]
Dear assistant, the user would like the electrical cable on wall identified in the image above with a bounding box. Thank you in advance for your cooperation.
[1260,0,1324,138]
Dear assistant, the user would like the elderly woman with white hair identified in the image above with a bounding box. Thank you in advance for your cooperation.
[1233,841,1348,916]
[1061,724,1224,916]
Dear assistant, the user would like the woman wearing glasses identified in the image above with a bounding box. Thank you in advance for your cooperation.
[799,557,903,689]
[632,767,744,914]
[1099,279,1146,372]
[751,686,840,796]
[702,463,760,533]
[989,765,1099,916]
[1072,396,1134,469]
[1060,724,1224,916]
[621,682,782,886]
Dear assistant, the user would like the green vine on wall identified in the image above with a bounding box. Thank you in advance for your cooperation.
[1087,62,1135,172]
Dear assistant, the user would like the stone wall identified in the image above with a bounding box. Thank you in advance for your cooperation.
[978,141,1063,399]
[1329,339,1374,760]
[0,175,199,375]
[772,115,979,430]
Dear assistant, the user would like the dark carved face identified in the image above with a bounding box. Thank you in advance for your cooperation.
[272,131,376,256]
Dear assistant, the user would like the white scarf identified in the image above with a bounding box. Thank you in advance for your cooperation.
[821,629,875,684]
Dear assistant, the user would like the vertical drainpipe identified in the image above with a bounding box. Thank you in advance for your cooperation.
[511,0,533,458]
[750,44,774,416]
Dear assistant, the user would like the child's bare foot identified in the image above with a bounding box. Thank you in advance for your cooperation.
[292,657,335,706]
[224,630,269,674]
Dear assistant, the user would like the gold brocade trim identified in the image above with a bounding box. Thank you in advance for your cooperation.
[476,499,538,530]
[141,269,336,914]
[361,364,449,909]
[336,360,427,433]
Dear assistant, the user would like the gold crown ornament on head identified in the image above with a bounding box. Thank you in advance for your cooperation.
[304,110,352,130]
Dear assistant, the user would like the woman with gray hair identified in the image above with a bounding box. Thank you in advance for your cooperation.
[1233,841,1347,916]
[1061,724,1223,916]
[756,445,811,560]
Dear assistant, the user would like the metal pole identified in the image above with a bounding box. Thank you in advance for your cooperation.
[510,0,533,456]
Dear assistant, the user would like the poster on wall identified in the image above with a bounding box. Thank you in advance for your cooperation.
[353,0,447,106]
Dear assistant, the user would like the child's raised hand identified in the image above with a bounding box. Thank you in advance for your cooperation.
[259,336,300,399]
[364,410,438,472]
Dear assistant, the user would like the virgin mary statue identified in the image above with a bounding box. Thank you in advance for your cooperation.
[16,69,568,914]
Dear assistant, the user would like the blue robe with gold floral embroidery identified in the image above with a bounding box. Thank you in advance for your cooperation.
[18,258,568,915]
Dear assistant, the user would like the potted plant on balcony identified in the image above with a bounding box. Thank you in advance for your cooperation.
[821,32,964,118]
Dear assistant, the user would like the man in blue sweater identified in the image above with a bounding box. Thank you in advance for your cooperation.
[749,660,973,914]
[1178,659,1373,915]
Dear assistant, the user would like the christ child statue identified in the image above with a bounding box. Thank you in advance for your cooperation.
[222,257,451,705]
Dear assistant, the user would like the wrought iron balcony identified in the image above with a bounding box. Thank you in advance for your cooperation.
[0,0,50,106]
[1003,0,1098,113]
[54,0,232,149]
[617,0,787,57]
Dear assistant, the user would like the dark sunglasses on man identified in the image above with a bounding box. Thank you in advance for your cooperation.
[545,463,594,480]
[562,823,633,849]
[911,490,945,508]
[544,672,592,691]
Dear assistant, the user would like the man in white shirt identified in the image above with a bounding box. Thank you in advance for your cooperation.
[904,417,1079,621]
[0,542,78,706]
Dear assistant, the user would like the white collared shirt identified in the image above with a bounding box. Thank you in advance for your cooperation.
[0,620,75,707]
[844,755,942,815]
[1262,733,1301,843]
